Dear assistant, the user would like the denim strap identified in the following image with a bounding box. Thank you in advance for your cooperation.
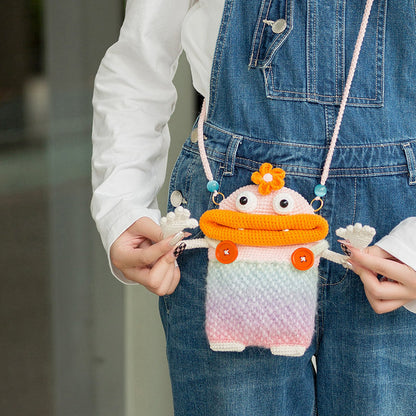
[319,0,375,187]
[223,135,243,176]
[402,142,416,185]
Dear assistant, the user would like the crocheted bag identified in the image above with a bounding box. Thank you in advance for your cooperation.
[161,164,376,356]
[201,165,327,356]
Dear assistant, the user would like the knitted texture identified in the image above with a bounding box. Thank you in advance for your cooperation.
[200,210,328,246]
[220,185,313,215]
[251,163,285,195]
[200,184,328,246]
[207,242,322,265]
[205,260,318,356]
[159,166,334,356]
[199,181,328,356]
[160,206,198,238]
[336,223,376,249]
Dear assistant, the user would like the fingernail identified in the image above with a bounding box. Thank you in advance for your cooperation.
[338,240,362,256]
[338,239,352,247]
[169,231,185,246]
[379,275,395,283]
[342,260,355,271]
[173,242,186,258]
[340,243,352,257]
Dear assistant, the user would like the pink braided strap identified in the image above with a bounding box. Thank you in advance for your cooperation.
[320,0,375,186]
[197,100,213,180]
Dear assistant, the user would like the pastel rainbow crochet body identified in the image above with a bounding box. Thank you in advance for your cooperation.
[205,255,319,356]
[199,164,328,356]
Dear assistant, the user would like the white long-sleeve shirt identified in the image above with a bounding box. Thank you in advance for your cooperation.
[91,0,416,313]
[91,0,222,262]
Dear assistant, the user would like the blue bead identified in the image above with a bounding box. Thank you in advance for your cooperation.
[207,180,220,192]
[314,184,327,197]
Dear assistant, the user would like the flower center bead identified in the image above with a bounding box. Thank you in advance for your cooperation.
[263,173,273,182]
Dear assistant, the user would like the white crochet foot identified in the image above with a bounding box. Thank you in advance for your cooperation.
[160,206,198,238]
[270,345,306,357]
[335,223,376,249]
[209,342,246,352]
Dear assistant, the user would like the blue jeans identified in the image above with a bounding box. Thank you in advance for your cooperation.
[160,0,416,414]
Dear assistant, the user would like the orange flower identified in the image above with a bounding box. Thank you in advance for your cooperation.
[251,163,285,195]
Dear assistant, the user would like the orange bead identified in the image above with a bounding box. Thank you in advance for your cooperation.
[291,247,314,271]
[215,241,238,264]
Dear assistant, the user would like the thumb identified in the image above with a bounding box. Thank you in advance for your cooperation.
[131,217,164,243]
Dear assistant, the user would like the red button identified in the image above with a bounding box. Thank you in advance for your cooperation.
[291,247,314,271]
[215,241,238,264]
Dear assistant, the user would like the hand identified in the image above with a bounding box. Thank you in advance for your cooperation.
[110,217,187,295]
[346,244,416,314]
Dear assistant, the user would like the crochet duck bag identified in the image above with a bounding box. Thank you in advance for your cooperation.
[161,163,376,357]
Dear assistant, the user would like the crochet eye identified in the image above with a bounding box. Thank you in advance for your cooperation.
[235,191,257,212]
[273,193,295,215]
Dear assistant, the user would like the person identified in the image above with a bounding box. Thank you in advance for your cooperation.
[91,0,416,414]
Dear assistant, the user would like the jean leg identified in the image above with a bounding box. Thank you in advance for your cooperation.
[160,248,317,416]
[316,263,416,416]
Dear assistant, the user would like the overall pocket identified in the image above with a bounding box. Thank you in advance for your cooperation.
[167,143,224,239]
[249,0,387,107]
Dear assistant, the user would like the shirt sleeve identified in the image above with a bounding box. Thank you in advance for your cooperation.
[375,217,416,313]
[91,0,194,283]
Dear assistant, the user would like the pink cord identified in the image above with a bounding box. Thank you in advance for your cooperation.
[320,0,375,185]
[197,99,220,197]
[197,99,213,181]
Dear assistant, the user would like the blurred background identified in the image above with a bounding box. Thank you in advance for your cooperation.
[0,1,195,415]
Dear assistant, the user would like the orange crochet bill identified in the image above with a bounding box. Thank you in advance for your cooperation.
[199,210,329,246]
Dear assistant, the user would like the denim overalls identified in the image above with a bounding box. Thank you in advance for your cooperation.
[160,1,416,414]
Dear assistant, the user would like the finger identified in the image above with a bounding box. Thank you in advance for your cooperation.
[116,234,184,269]
[166,263,181,295]
[363,245,395,259]
[357,268,412,301]
[364,288,409,314]
[147,265,175,296]
[339,243,393,260]
[364,245,406,264]
[132,217,191,242]
[130,217,164,243]
[140,239,153,250]
[145,249,180,295]
[152,243,186,295]
[123,253,175,294]
[349,247,414,286]
[123,266,151,285]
